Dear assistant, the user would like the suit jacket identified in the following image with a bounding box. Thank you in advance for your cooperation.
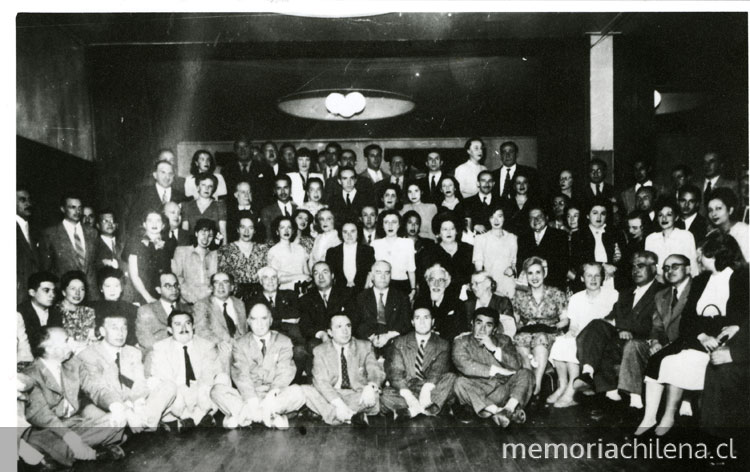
[163,228,192,259]
[386,332,451,391]
[620,184,666,215]
[94,235,125,271]
[135,300,192,350]
[326,190,373,222]
[260,201,298,243]
[193,296,248,345]
[570,225,617,275]
[149,335,223,384]
[78,342,149,407]
[415,174,446,204]
[358,169,391,188]
[18,300,58,351]
[607,280,664,338]
[462,194,506,230]
[221,160,275,212]
[351,288,412,339]
[17,220,40,303]
[415,288,470,341]
[247,290,301,332]
[126,183,186,234]
[463,295,514,334]
[451,332,523,378]
[650,279,692,345]
[299,286,352,340]
[231,330,296,400]
[582,182,616,208]
[23,357,84,436]
[325,243,375,293]
[677,214,710,245]
[41,222,99,298]
[311,339,386,402]
[490,164,539,200]
[516,227,569,290]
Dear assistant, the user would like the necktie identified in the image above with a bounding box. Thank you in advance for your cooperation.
[115,352,134,389]
[483,196,489,206]
[328,169,333,179]
[704,180,712,203]
[670,287,679,311]
[267,296,275,308]
[301,174,307,186]
[283,205,290,217]
[223,302,237,337]
[340,347,351,389]
[183,346,196,387]
[170,303,176,316]
[346,193,352,206]
[260,339,267,358]
[162,189,168,203]
[503,168,512,198]
[431,175,437,194]
[596,184,602,197]
[322,292,328,308]
[367,233,372,244]
[415,340,426,380]
[377,292,386,325]
[108,237,116,253]
[170,230,177,241]
[73,226,86,268]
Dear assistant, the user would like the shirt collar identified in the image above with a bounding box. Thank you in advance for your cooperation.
[101,341,122,361]
[213,296,232,309]
[373,287,389,300]
[429,170,442,178]
[31,300,49,315]
[634,279,655,295]
[253,332,271,345]
[367,168,383,179]
[480,193,492,203]
[415,332,431,345]
[683,213,697,228]
[343,188,357,199]
[40,358,62,378]
[503,164,517,173]
[674,277,690,298]
[635,180,653,191]
[16,215,29,227]
[156,183,170,193]
[62,219,80,233]
[160,299,176,314]
[319,287,332,299]
[706,175,720,186]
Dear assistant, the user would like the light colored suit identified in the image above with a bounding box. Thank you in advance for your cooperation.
[135,300,192,351]
[193,296,248,345]
[40,222,99,300]
[78,341,176,427]
[22,357,125,467]
[302,338,386,424]
[171,246,218,304]
[211,330,304,419]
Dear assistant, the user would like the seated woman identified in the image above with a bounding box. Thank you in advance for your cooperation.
[423,212,474,294]
[570,199,620,291]
[267,215,311,292]
[300,177,327,218]
[547,262,618,407]
[464,271,516,337]
[90,267,138,346]
[126,209,172,304]
[288,148,324,207]
[645,200,699,282]
[635,232,748,436]
[217,211,269,305]
[325,220,375,292]
[172,218,219,304]
[473,207,518,298]
[706,187,749,261]
[184,149,228,199]
[401,183,438,241]
[512,256,569,397]
[371,209,417,300]
[292,208,316,254]
[50,270,97,352]
[309,208,341,267]
[182,172,227,245]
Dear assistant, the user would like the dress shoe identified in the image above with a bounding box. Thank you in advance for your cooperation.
[222,415,239,429]
[573,373,595,391]
[96,445,126,461]
[454,405,475,424]
[272,414,290,430]
[425,404,441,416]
[491,411,511,428]
[509,408,526,424]
[350,412,370,427]
[179,418,196,433]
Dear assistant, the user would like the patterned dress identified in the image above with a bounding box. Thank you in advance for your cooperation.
[53,303,96,344]
[217,242,269,303]
[512,287,568,349]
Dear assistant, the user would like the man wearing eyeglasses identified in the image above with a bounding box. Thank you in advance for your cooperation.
[135,273,192,355]
[574,251,664,409]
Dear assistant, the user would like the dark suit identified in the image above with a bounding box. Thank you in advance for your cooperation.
[576,280,663,393]
[581,182,617,211]
[221,160,274,212]
[18,300,59,351]
[299,286,352,342]
[325,243,375,293]
[516,227,569,291]
[41,222,99,300]
[416,173,446,204]
[415,288,469,341]
[462,194,506,231]
[17,219,40,303]
[260,201,298,244]
[125,183,186,234]
[650,280,692,346]
[162,228,192,259]
[620,184,666,215]
[94,236,125,271]
[351,288,411,340]
[326,190,373,222]
[381,332,457,413]
[491,164,539,200]
[464,295,515,336]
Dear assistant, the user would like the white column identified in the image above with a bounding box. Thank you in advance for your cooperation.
[589,34,614,182]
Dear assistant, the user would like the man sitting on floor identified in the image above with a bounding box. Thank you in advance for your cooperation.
[452,307,533,428]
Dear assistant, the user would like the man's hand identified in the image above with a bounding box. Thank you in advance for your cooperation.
[503,267,515,278]
[359,383,379,408]
[718,325,740,343]
[108,402,128,428]
[477,336,497,354]
[217,341,232,357]
[710,346,733,365]
[489,365,515,377]
[239,398,262,425]
[618,330,633,341]
[399,389,423,415]
[316,331,331,343]
[473,224,487,234]
[556,318,570,330]
[418,383,435,410]
[649,341,663,356]
[63,432,96,460]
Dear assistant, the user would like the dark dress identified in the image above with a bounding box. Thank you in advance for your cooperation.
[124,237,171,303]
[422,241,474,292]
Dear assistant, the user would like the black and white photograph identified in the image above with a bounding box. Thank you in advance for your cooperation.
[11,4,750,471]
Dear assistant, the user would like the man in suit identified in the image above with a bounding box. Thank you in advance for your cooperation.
[326,166,374,222]
[617,211,647,290]
[18,271,58,354]
[299,262,351,351]
[350,260,412,352]
[677,185,709,244]
[320,141,342,182]
[635,186,660,234]
[23,327,126,467]
[94,209,125,271]
[162,201,191,258]
[376,154,409,199]
[125,159,186,236]
[171,218,219,304]
[193,272,248,368]
[301,313,386,425]
[140,148,186,191]
[620,159,664,215]
[79,313,177,432]
[41,194,99,300]
[381,308,457,419]
[701,151,737,206]
[491,141,538,201]
[415,264,469,341]
[463,170,505,233]
[211,303,306,429]
[135,272,192,352]
[516,205,569,291]
[582,158,616,208]
[149,311,229,429]
[452,307,533,428]
[669,164,694,202]
[248,266,306,380]
[416,150,447,204]
[358,143,389,195]
[649,255,692,354]
[575,251,664,407]
[360,205,379,245]
[325,222,375,292]
[17,187,40,302]
[262,141,287,178]
[222,137,274,213]
[226,181,261,242]
[260,174,297,244]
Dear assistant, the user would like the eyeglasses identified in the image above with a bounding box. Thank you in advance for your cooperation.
[428,278,448,285]
[633,263,655,269]
[662,263,687,272]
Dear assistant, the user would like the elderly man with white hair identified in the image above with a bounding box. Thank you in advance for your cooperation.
[414,264,469,341]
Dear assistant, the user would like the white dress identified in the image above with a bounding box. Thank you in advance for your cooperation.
[454,160,486,199]
[370,237,416,281]
[472,230,518,298]
[549,287,619,364]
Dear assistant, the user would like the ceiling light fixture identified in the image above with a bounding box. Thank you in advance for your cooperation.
[278,88,415,121]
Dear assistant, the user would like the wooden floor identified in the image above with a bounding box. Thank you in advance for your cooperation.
[76,397,748,472]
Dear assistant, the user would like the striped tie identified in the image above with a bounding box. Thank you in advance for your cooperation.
[415,339,426,380]
[73,226,86,268]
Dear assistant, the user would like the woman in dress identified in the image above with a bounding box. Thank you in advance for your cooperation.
[292,208,316,254]
[473,207,518,298]
[217,211,269,304]
[126,209,171,304]
[512,256,569,396]
[90,267,138,346]
[570,199,620,291]
[181,172,227,245]
[50,270,97,351]
[706,187,749,261]
[506,172,537,235]
[423,212,474,293]
[371,209,416,300]
[547,263,618,407]
[288,148,324,207]
[310,209,341,267]
[401,183,438,241]
[301,177,327,218]
[436,175,465,220]
[267,215,311,291]
[325,220,375,293]
[464,271,516,337]
[645,200,699,281]
[184,149,228,199]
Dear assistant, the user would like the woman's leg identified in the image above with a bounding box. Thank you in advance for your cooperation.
[532,344,549,396]
[635,379,664,435]
[547,361,568,403]
[555,362,580,407]
[655,384,684,436]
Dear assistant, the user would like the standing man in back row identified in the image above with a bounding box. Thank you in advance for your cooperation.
[491,141,538,201]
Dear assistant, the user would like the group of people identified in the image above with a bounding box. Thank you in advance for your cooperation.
[15,137,749,468]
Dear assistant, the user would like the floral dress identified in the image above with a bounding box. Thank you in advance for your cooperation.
[511,287,568,349]
[217,242,269,303]
[53,303,96,344]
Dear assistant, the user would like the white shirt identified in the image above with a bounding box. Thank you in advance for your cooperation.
[100,235,117,253]
[632,280,655,308]
[155,183,171,203]
[455,160,486,198]
[362,229,376,245]
[634,180,654,192]
[252,332,272,349]
[391,175,403,187]
[342,188,358,203]
[534,226,547,246]
[415,333,431,347]
[479,192,493,205]
[498,164,517,195]
[16,215,30,244]
[373,288,389,307]
[567,287,619,335]
[645,228,698,276]
[213,297,237,325]
[318,288,332,306]
[696,267,733,318]
[673,277,690,301]
[683,213,698,231]
[589,225,608,263]
[590,182,603,195]
[367,168,384,183]
[704,175,720,192]
[40,358,76,417]
[272,163,280,176]
[342,243,358,284]
[428,171,442,190]
[61,219,85,253]
[326,165,339,180]
[276,200,294,217]
[160,299,177,315]
[31,301,49,327]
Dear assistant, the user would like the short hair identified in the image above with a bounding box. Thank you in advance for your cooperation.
[378,183,403,210]
[472,270,498,293]
[210,272,235,285]
[336,219,363,241]
[329,312,351,328]
[274,174,292,187]
[707,187,739,214]
[257,266,279,279]
[262,141,278,151]
[28,271,58,292]
[237,210,256,224]
[424,264,451,284]
[464,137,484,151]
[499,141,518,153]
[626,210,645,224]
[325,142,342,153]
[60,270,87,291]
[477,170,494,182]
[526,204,550,220]
[167,310,193,327]
[304,177,325,195]
[97,267,124,290]
[522,256,547,274]
[296,147,314,161]
[631,250,658,265]
[402,209,422,227]
[60,193,82,207]
[194,172,219,194]
[371,259,392,272]
[431,210,463,236]
[654,199,680,217]
[635,186,656,199]
[233,136,250,151]
[376,209,404,238]
[699,232,743,272]
[664,253,690,267]
[193,218,217,235]
[311,261,332,275]
[363,144,382,156]
[580,262,605,279]
[280,142,295,152]
[585,197,611,217]
[97,208,116,221]
[589,158,607,171]
[32,326,57,359]
[437,175,464,202]
[141,208,165,225]
[190,150,217,176]
[338,166,357,179]
[672,164,693,178]
[472,306,499,325]
[678,184,702,201]
[153,159,173,172]
[272,215,298,243]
